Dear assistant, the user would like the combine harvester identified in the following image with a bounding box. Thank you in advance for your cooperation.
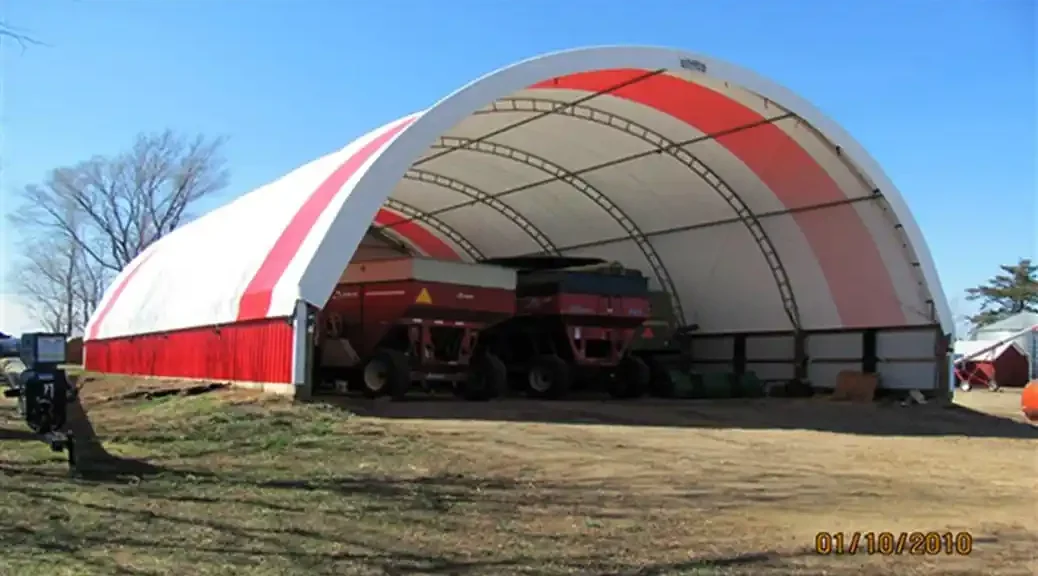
[478,256,652,399]
[315,257,517,401]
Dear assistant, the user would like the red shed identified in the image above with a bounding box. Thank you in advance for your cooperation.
[954,341,1031,390]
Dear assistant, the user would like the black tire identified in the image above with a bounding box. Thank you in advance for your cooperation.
[527,355,571,400]
[362,349,411,400]
[609,355,651,399]
[461,354,507,401]
[646,356,675,398]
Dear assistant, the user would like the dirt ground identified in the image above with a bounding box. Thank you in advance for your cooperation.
[0,373,1035,575]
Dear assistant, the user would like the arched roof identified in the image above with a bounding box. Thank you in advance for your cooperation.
[85,45,953,342]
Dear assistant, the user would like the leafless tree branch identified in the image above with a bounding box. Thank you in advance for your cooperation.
[0,20,45,52]
[7,131,229,333]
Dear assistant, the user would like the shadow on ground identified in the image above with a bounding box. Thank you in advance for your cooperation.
[311,391,1038,440]
[0,373,168,482]
[64,393,169,480]
[2,464,824,576]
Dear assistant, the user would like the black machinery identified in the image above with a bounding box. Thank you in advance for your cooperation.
[1,332,77,467]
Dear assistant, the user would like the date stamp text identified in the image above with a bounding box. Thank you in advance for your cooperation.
[814,531,973,556]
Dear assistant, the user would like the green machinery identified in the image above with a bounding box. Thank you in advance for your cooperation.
[628,291,765,399]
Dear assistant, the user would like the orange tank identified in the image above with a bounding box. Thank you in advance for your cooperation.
[1022,381,1038,422]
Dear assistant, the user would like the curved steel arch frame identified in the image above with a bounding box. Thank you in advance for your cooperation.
[294,45,952,335]
[380,199,485,261]
[471,97,802,329]
[401,168,560,255]
[424,136,686,323]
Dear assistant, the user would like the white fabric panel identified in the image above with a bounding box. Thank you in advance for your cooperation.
[416,150,546,191]
[491,182,624,247]
[388,176,466,213]
[390,175,548,257]
[852,199,934,324]
[586,157,739,235]
[416,150,628,248]
[274,115,421,315]
[522,90,790,216]
[434,203,544,257]
[441,110,532,140]
[86,46,951,342]
[692,74,873,201]
[492,114,741,241]
[759,214,841,329]
[696,74,934,325]
[90,144,364,339]
[650,223,794,331]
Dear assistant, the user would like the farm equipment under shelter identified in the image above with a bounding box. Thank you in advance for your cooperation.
[477,256,652,399]
[314,257,517,401]
[627,290,693,396]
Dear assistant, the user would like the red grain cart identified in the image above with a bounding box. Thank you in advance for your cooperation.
[478,256,652,399]
[316,257,516,401]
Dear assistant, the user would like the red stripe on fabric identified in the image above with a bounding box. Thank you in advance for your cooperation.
[533,70,903,326]
[236,117,416,321]
[86,249,158,340]
[373,208,462,260]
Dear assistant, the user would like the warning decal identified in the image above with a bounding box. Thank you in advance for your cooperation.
[642,327,654,338]
[415,288,433,305]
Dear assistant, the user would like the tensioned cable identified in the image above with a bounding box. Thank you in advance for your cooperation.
[382,111,796,230]
[411,68,666,168]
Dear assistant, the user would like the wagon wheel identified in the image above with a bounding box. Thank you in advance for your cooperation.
[608,355,651,399]
[362,349,410,400]
[527,355,571,400]
[461,354,507,401]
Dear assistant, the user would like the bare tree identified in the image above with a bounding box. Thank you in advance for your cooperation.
[74,247,106,329]
[15,131,229,272]
[11,237,80,333]
[8,131,229,332]
[0,20,43,51]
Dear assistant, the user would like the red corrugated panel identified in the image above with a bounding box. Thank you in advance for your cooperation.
[84,318,293,383]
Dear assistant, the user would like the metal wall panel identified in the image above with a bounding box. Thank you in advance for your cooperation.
[807,332,863,360]
[746,334,795,360]
[84,318,294,384]
[878,361,938,391]
[877,329,937,360]
[688,336,734,361]
[808,361,860,388]
[750,362,796,380]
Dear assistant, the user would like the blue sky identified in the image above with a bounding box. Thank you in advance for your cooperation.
[0,0,1035,333]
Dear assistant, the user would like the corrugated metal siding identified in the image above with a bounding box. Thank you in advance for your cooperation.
[84,318,293,383]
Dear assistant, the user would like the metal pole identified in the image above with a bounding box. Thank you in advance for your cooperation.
[952,324,1038,366]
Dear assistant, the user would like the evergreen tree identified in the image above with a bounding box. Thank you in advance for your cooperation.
[965,258,1038,327]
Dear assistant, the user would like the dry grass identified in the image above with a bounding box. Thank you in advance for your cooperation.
[0,373,1035,575]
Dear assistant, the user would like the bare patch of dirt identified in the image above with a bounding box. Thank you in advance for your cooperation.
[0,373,1034,575]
